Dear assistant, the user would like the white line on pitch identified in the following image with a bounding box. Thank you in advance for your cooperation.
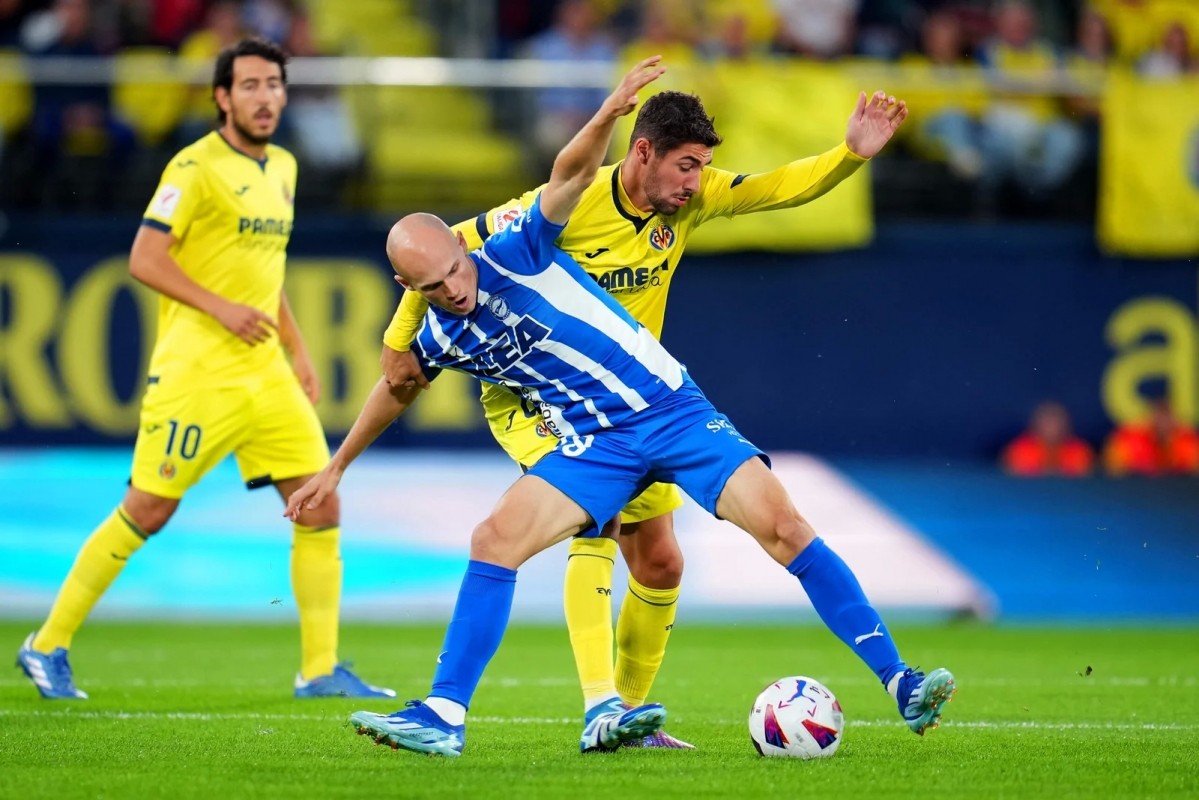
[1,709,1197,731]
[1,675,1193,689]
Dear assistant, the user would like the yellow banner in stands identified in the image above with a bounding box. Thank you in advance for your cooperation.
[689,61,873,253]
[1098,70,1199,258]
[612,59,873,253]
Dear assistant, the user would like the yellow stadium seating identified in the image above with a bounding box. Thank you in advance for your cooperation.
[296,0,529,211]
[304,0,426,55]
[112,48,189,145]
[0,49,32,137]
[366,126,527,210]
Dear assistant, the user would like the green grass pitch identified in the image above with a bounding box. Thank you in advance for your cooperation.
[1,621,1196,799]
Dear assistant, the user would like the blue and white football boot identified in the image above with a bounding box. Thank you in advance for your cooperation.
[580,698,668,753]
[16,633,88,700]
[896,667,956,735]
[294,663,396,699]
[348,700,465,757]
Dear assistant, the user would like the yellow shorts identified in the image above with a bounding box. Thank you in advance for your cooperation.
[130,356,329,499]
[480,383,684,525]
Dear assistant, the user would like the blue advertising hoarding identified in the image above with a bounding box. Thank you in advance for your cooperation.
[1,218,1195,457]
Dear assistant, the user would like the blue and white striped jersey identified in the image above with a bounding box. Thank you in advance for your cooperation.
[412,196,690,439]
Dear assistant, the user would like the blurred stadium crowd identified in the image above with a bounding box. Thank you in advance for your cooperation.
[0,0,1196,217]
[1002,398,1199,478]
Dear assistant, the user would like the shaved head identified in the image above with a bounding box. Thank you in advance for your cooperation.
[386,212,478,315]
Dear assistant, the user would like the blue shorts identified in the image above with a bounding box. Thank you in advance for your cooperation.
[527,383,769,535]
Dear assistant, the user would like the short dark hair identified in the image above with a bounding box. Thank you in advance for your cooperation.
[212,37,289,123]
[628,91,722,156]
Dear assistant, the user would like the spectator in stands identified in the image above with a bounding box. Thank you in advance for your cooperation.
[976,0,1086,204]
[243,0,296,46]
[147,0,205,48]
[178,0,245,140]
[281,9,362,174]
[1104,398,1199,476]
[21,0,135,202]
[1137,21,1196,78]
[1002,400,1095,477]
[618,0,699,64]
[524,0,617,173]
[906,11,986,181]
[700,0,774,60]
[0,0,42,48]
[853,0,916,59]
[772,0,860,59]
[701,10,756,61]
[1064,7,1112,160]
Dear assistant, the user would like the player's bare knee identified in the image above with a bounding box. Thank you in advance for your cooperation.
[773,514,815,559]
[296,490,339,528]
[630,546,683,589]
[469,517,520,567]
[121,492,176,534]
[624,529,683,587]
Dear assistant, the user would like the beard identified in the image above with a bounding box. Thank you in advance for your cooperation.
[231,112,274,146]
[644,172,682,217]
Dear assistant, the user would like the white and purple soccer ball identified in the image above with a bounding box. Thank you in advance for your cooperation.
[748,676,844,759]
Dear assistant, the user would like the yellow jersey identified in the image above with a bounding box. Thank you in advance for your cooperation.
[141,131,297,384]
[384,141,865,347]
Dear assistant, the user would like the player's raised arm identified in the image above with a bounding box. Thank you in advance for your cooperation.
[695,90,910,223]
[844,89,908,159]
[540,56,666,225]
[284,378,422,520]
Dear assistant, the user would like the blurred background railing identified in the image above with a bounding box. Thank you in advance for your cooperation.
[0,0,1195,230]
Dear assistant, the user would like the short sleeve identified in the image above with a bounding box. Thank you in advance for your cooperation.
[142,154,207,238]
[479,193,565,276]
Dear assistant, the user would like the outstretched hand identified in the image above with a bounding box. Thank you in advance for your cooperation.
[845,90,909,160]
[599,55,667,120]
[283,466,342,521]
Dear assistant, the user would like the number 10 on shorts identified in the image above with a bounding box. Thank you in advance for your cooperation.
[164,420,203,460]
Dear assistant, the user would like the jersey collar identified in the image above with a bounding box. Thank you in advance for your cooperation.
[214,130,269,172]
[610,162,653,233]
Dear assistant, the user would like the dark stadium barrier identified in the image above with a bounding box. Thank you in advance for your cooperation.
[1,216,1195,458]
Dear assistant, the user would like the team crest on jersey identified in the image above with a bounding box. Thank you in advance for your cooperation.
[281,182,293,205]
[486,295,511,320]
[535,422,552,438]
[158,460,177,480]
[648,223,675,251]
[492,206,521,233]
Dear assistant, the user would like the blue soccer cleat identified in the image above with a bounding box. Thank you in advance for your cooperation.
[896,667,956,735]
[16,633,88,700]
[580,699,668,753]
[594,700,694,750]
[294,663,396,699]
[348,700,465,757]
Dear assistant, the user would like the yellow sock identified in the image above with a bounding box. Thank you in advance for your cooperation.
[614,575,679,707]
[291,524,341,680]
[33,507,147,652]
[564,536,619,709]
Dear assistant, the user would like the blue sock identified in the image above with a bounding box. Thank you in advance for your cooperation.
[787,537,906,687]
[429,560,517,708]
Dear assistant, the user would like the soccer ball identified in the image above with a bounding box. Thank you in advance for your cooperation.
[748,676,844,759]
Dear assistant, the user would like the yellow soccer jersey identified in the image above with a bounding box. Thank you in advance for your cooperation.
[142,131,297,383]
[385,141,865,347]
